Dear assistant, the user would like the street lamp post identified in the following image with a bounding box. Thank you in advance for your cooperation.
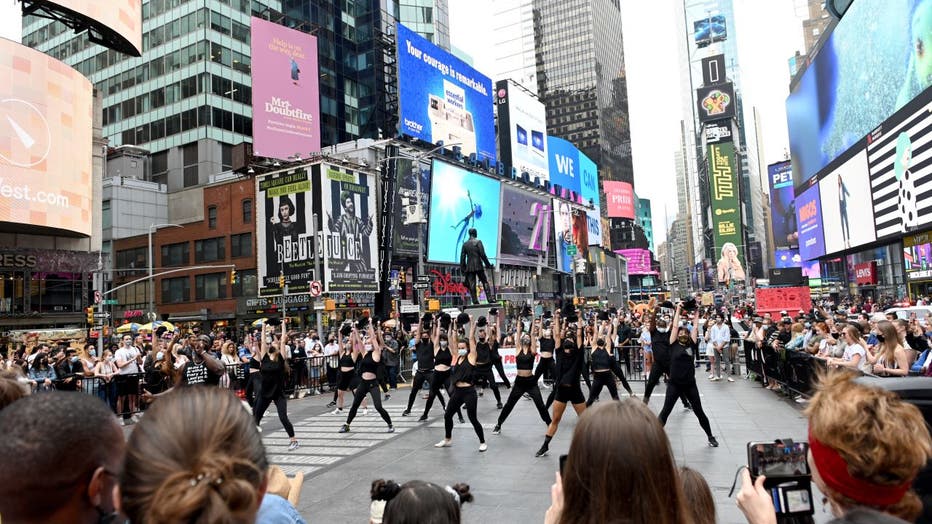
[148,223,184,318]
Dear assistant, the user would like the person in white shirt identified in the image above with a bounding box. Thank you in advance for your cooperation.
[323,334,341,406]
[638,326,652,373]
[114,335,142,423]
[827,325,870,374]
[708,315,733,382]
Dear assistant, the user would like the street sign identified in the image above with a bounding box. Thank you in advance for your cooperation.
[669,279,680,285]
[309,280,323,297]
[566,245,578,256]
[102,299,118,306]
[400,304,420,314]
[412,283,428,290]
[416,275,429,283]
[94,291,101,304]
[93,312,111,319]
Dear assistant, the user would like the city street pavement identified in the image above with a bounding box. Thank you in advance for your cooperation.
[260,375,823,524]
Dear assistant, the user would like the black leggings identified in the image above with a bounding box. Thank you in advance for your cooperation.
[493,358,511,387]
[586,371,620,406]
[346,378,392,426]
[254,394,295,438]
[444,386,484,442]
[658,381,712,438]
[534,356,555,384]
[246,371,262,407]
[643,362,689,407]
[475,364,502,403]
[423,369,455,417]
[406,370,438,412]
[498,375,551,426]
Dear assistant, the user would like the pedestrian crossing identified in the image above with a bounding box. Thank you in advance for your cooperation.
[261,403,422,477]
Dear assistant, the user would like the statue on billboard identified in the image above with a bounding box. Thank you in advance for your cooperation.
[460,228,495,305]
[716,242,746,286]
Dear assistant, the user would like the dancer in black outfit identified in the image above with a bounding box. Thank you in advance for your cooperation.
[473,314,503,408]
[435,315,487,451]
[331,332,367,416]
[493,317,552,434]
[340,322,394,433]
[420,316,464,423]
[658,303,719,447]
[403,324,445,416]
[642,307,690,409]
[254,322,299,450]
[536,309,586,457]
[586,318,635,406]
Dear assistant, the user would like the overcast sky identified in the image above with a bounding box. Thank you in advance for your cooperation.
[0,1,806,246]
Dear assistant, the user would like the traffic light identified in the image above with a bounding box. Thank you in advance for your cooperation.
[230,268,237,284]
[86,307,94,324]
[279,273,286,288]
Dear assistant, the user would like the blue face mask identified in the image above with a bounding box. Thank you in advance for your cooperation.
[458,348,467,356]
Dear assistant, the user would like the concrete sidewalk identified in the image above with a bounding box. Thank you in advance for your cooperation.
[262,375,818,523]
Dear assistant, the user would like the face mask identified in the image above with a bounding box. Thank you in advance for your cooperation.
[657,327,669,333]
[71,356,79,363]
[89,349,97,357]
[458,349,467,356]
[364,344,373,351]
[440,341,449,348]
[876,333,885,342]
[678,336,689,344]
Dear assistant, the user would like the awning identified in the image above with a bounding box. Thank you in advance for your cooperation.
[168,314,207,322]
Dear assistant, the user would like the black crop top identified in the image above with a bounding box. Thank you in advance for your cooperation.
[451,355,475,385]
[360,351,379,375]
[515,350,534,371]
[476,341,492,363]
[539,337,555,354]
[339,352,355,368]
[591,347,612,370]
[435,344,452,367]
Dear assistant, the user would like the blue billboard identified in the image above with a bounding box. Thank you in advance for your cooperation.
[774,249,802,269]
[578,151,602,246]
[767,161,797,249]
[547,136,582,201]
[427,160,501,265]
[786,0,925,188]
[396,24,495,164]
[796,183,825,261]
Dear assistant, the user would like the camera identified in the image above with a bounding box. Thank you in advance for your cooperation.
[747,439,813,518]
[682,297,698,311]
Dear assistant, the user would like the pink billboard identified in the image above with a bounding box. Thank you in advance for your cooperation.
[250,17,321,160]
[605,181,635,219]
[616,248,657,275]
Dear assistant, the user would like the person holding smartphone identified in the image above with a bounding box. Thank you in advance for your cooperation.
[657,303,718,448]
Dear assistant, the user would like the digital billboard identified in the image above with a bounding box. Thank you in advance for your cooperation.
[496,79,548,182]
[0,39,93,237]
[819,148,875,255]
[696,82,736,124]
[615,248,656,275]
[320,165,379,292]
[251,17,321,161]
[866,86,932,239]
[256,169,317,296]
[553,199,574,273]
[694,14,727,47]
[767,161,797,249]
[547,136,582,202]
[393,156,432,256]
[786,0,925,188]
[604,181,635,219]
[499,185,551,267]
[427,161,501,265]
[577,151,601,246]
[904,231,932,281]
[796,183,826,261]
[37,1,143,56]
[707,142,744,268]
[775,249,802,269]
[397,24,495,163]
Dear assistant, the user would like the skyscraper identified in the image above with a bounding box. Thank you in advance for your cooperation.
[398,0,450,50]
[531,0,635,251]
[492,0,538,93]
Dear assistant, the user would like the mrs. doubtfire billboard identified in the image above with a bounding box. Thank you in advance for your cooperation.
[396,24,495,163]
[251,17,321,161]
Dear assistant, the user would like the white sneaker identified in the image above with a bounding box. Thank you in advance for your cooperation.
[362,408,369,416]
[331,408,343,415]
[727,377,734,382]
[708,374,715,379]
[479,443,488,452]
[710,377,720,382]
[435,439,452,448]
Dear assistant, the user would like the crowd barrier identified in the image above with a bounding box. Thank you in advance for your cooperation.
[742,339,829,397]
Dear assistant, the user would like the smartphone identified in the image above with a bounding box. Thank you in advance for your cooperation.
[747,441,810,479]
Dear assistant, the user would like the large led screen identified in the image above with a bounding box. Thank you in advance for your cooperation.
[397,24,495,163]
[496,79,548,182]
[867,86,932,239]
[320,165,379,292]
[251,17,321,161]
[393,155,432,256]
[786,0,926,187]
[427,161,501,265]
[553,199,582,273]
[775,249,802,269]
[768,161,797,249]
[499,185,551,267]
[615,248,656,275]
[547,136,582,202]
[904,231,932,281]
[256,168,317,296]
[819,148,875,255]
[578,151,602,246]
[604,181,635,219]
[696,82,736,124]
[796,183,826,261]
[707,142,743,268]
[39,1,142,56]
[694,14,726,47]
[0,39,93,237]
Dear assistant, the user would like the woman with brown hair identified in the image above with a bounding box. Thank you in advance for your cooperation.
[826,325,870,374]
[737,371,932,523]
[255,322,299,450]
[867,320,909,377]
[120,386,270,524]
[680,466,716,524]
[544,400,692,524]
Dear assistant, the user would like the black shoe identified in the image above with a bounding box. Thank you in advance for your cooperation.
[384,394,391,401]
[505,383,512,389]
[418,414,428,422]
[326,401,336,407]
[708,436,719,447]
[535,443,549,457]
[492,424,501,435]
[338,424,350,433]
[496,402,503,409]
[402,410,410,416]
[458,416,466,424]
